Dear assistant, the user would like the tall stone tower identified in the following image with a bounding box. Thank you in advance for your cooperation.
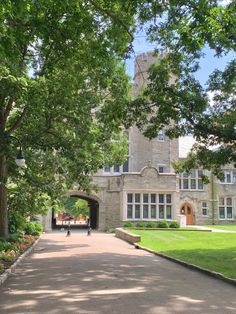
[129,51,179,173]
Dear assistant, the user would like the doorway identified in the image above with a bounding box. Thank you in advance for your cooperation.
[180,203,194,225]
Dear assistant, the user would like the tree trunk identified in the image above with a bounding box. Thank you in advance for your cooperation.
[0,155,8,239]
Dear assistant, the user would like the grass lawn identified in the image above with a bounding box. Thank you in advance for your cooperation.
[205,225,236,231]
[129,229,236,279]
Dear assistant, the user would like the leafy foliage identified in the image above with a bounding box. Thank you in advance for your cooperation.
[62,197,89,218]
[0,0,139,237]
[169,220,180,229]
[123,221,133,228]
[145,221,156,228]
[136,221,146,228]
[8,209,26,234]
[157,220,169,228]
[129,0,236,174]
[7,232,24,243]
[24,221,43,236]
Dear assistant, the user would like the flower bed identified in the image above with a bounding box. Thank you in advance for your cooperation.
[0,234,38,275]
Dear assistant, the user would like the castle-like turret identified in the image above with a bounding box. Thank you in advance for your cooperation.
[130,51,179,173]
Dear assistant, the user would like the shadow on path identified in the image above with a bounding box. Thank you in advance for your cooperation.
[0,232,236,314]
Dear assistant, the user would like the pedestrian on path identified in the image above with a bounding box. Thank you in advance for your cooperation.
[87,218,91,236]
[66,221,71,236]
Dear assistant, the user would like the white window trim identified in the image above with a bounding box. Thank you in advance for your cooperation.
[218,197,234,220]
[125,192,173,221]
[219,170,236,184]
[201,201,209,217]
[179,170,204,191]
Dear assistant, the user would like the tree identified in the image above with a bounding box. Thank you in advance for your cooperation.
[62,197,89,219]
[0,0,139,238]
[128,0,236,176]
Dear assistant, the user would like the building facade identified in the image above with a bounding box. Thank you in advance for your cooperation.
[43,52,236,231]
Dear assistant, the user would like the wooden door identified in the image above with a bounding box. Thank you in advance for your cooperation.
[180,203,194,225]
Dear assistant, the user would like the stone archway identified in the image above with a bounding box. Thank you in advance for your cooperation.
[67,191,100,230]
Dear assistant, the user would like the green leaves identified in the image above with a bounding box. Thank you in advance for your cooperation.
[61,197,89,218]
[0,0,138,236]
[131,0,236,173]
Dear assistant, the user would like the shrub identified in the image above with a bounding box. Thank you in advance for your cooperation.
[8,210,26,234]
[146,221,156,228]
[24,222,36,235]
[24,222,41,236]
[0,263,4,271]
[0,242,18,252]
[7,233,24,244]
[0,252,16,263]
[23,235,35,245]
[157,220,169,228]
[33,222,43,233]
[123,222,133,228]
[136,221,146,228]
[169,220,180,228]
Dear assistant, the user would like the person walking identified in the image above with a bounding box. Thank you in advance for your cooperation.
[66,221,71,236]
[87,218,91,236]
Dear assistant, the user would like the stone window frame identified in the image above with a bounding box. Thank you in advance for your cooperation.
[179,169,204,191]
[218,196,234,220]
[201,201,209,216]
[158,164,166,173]
[219,170,236,184]
[126,192,173,221]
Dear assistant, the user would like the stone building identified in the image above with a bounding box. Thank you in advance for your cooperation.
[43,52,236,231]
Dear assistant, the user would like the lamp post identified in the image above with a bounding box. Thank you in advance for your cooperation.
[15,144,26,167]
[3,134,26,167]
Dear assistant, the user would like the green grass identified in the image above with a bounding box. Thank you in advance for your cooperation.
[205,224,236,231]
[129,229,236,279]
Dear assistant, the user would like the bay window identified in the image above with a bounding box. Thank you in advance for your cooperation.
[126,192,173,220]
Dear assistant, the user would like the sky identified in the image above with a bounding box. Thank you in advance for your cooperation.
[125,25,235,157]
[125,0,234,83]
[125,30,234,86]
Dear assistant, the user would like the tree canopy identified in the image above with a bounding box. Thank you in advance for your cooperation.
[62,197,89,219]
[0,0,139,238]
[129,0,236,176]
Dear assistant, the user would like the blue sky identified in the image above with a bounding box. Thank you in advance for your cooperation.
[125,28,235,156]
[125,30,235,86]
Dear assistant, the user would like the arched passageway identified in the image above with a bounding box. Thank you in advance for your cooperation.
[52,194,99,230]
[70,194,99,230]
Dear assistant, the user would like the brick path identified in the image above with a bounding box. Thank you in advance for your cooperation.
[0,231,236,314]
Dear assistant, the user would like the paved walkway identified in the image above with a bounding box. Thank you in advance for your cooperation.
[0,231,235,314]
[187,225,236,232]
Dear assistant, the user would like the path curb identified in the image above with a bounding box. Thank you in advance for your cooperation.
[0,236,41,286]
[134,243,236,287]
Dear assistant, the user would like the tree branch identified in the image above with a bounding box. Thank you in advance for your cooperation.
[7,106,27,133]
[89,0,134,41]
[3,97,14,127]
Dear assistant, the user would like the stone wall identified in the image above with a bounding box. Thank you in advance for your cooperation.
[115,228,141,244]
